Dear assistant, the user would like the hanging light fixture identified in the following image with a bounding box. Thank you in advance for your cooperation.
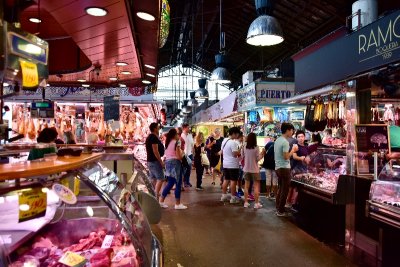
[211,0,231,84]
[181,100,192,114]
[246,0,284,46]
[195,78,209,99]
[187,92,198,107]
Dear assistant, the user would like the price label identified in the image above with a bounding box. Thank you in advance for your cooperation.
[18,188,47,222]
[52,183,77,204]
[59,251,86,267]
[20,60,39,88]
[101,235,114,248]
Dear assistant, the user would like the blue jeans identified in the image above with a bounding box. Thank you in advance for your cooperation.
[184,154,193,185]
[162,159,183,199]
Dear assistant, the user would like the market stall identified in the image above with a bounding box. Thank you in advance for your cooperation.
[285,9,400,264]
[0,153,162,266]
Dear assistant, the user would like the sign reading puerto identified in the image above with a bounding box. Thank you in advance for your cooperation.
[256,82,294,105]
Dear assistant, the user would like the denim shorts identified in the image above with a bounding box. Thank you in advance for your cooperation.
[147,161,165,180]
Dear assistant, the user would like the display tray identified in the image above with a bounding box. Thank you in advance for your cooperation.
[291,179,335,203]
[367,200,400,229]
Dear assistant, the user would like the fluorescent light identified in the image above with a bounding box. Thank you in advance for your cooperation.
[109,77,118,81]
[29,17,41,23]
[3,83,9,87]
[121,71,132,75]
[137,12,155,21]
[85,7,108,17]
[18,43,42,55]
[119,84,127,87]
[46,84,50,87]
[77,79,86,82]
[146,73,155,77]
[82,84,90,87]
[142,80,151,84]
[116,62,128,66]
[144,64,155,69]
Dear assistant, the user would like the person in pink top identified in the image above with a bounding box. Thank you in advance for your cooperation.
[242,133,266,209]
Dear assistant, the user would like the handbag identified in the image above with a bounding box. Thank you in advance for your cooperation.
[214,139,230,172]
[201,153,210,166]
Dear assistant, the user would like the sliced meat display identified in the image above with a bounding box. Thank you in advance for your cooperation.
[90,248,113,267]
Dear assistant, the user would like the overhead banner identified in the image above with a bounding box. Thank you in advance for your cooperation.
[293,10,400,93]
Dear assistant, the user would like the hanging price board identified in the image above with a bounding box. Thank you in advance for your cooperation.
[18,187,47,222]
[20,60,39,88]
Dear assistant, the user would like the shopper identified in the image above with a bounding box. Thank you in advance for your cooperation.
[145,123,165,200]
[181,123,194,187]
[159,128,187,210]
[204,133,213,175]
[207,128,224,185]
[242,133,265,209]
[274,123,298,216]
[28,127,58,160]
[262,138,278,200]
[176,127,186,191]
[236,132,245,198]
[286,130,318,208]
[194,132,205,191]
[220,127,241,204]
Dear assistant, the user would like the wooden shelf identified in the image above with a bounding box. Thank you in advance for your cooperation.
[0,153,102,180]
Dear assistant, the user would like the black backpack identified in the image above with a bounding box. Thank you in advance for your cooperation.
[262,142,275,170]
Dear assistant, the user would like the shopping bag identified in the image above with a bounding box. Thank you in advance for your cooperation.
[214,157,222,172]
[201,153,210,166]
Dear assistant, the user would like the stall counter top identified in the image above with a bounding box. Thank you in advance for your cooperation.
[0,153,102,180]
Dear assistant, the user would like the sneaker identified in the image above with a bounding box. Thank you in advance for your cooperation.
[244,202,250,208]
[195,187,204,191]
[159,202,168,209]
[247,194,255,201]
[237,191,244,197]
[230,196,240,204]
[254,203,263,209]
[174,204,188,210]
[220,194,230,202]
[275,211,288,217]
[285,203,292,209]
[211,182,215,185]
[184,184,191,188]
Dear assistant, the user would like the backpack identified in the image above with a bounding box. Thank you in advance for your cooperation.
[262,141,275,170]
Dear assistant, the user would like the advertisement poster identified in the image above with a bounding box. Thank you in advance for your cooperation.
[355,124,391,175]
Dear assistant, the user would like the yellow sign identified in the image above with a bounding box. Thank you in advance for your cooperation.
[18,187,47,222]
[20,60,39,88]
[73,177,80,196]
[59,251,86,267]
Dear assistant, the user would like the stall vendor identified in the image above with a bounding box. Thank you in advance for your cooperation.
[28,127,58,160]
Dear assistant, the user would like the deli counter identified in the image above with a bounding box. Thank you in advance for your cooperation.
[0,154,162,267]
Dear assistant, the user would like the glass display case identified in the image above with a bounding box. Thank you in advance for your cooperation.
[367,159,400,228]
[0,161,162,266]
[291,147,354,204]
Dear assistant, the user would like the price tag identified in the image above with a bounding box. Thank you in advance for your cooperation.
[52,183,77,204]
[20,60,39,88]
[111,250,129,263]
[18,188,47,222]
[101,235,114,248]
[59,251,86,267]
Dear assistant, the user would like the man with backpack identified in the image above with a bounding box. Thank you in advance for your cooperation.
[262,137,278,200]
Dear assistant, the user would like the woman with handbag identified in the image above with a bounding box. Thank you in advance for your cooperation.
[194,132,206,191]
[159,128,188,210]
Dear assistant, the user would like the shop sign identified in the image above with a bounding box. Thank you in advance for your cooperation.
[18,187,47,222]
[237,83,256,111]
[293,10,400,93]
[256,82,295,105]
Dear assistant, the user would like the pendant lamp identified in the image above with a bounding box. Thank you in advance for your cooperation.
[210,0,231,84]
[246,0,284,46]
[195,78,209,99]
[182,100,192,114]
[187,91,199,107]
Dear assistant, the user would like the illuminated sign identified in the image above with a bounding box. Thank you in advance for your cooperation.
[8,32,48,64]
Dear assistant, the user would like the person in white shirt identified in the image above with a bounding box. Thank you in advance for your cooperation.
[242,133,265,209]
[181,123,194,187]
[220,127,242,204]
